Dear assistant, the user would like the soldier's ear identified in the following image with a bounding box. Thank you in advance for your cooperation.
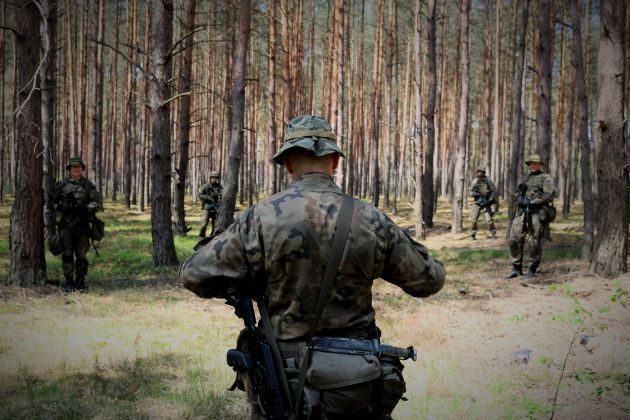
[332,154,340,171]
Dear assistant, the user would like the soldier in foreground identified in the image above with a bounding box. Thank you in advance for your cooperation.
[506,154,556,279]
[198,171,223,238]
[469,168,497,240]
[51,157,102,292]
[180,115,446,419]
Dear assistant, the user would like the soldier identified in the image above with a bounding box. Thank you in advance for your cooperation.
[51,157,102,292]
[505,154,556,279]
[469,168,497,240]
[198,171,223,238]
[180,115,446,419]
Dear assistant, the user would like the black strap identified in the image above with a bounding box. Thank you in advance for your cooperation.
[294,194,355,417]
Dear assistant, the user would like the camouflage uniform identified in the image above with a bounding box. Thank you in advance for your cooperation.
[51,157,102,291]
[507,155,556,277]
[180,115,446,419]
[469,171,497,239]
[199,172,223,238]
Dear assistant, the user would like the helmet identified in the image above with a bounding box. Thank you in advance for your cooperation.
[272,115,346,165]
[66,156,85,171]
[209,171,220,179]
[525,154,544,164]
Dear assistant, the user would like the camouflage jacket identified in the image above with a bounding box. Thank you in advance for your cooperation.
[180,172,446,340]
[523,171,556,206]
[51,177,102,230]
[469,176,496,201]
[199,182,223,210]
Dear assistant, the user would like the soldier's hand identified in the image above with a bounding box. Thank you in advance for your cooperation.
[517,196,530,207]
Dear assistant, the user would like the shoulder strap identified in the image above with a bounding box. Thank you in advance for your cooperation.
[294,194,355,416]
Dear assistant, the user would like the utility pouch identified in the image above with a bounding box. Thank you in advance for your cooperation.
[374,357,407,417]
[302,346,381,390]
[542,204,556,224]
[91,216,105,241]
[47,232,63,256]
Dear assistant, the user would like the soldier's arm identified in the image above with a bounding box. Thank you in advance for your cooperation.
[530,177,555,205]
[469,179,478,196]
[87,183,103,213]
[380,216,446,298]
[180,208,259,298]
[488,180,497,201]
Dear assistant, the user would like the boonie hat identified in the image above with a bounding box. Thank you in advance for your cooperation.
[209,171,220,179]
[272,115,346,165]
[476,168,486,173]
[525,154,544,164]
[66,156,85,171]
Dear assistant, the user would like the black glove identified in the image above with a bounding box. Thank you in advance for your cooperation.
[75,203,89,216]
[517,196,530,208]
[475,197,486,207]
[472,192,481,199]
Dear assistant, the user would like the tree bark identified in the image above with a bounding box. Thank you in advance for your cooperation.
[216,0,251,231]
[535,0,553,163]
[9,0,47,286]
[174,0,197,235]
[266,0,278,197]
[590,0,627,276]
[91,0,104,192]
[423,0,437,227]
[452,0,470,233]
[414,0,424,239]
[150,0,178,267]
[370,0,384,207]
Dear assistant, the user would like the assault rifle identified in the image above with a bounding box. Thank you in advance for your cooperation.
[225,294,293,420]
[517,183,532,233]
[472,188,494,214]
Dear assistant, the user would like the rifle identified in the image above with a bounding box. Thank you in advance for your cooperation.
[517,183,532,233]
[225,294,293,420]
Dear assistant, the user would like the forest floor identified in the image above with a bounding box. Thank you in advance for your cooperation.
[0,196,628,419]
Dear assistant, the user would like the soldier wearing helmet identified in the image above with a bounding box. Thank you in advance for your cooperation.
[180,115,445,418]
[50,157,102,292]
[506,154,556,279]
[198,171,223,238]
[469,168,497,240]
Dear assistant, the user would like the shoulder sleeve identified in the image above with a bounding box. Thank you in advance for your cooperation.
[87,180,103,212]
[380,213,446,298]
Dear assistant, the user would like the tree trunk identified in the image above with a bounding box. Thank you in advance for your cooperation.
[535,0,553,163]
[216,0,251,231]
[9,0,47,286]
[423,0,437,228]
[506,0,529,234]
[150,0,178,267]
[266,0,278,196]
[90,0,104,192]
[414,0,424,239]
[452,0,470,233]
[174,0,197,235]
[590,0,627,276]
[370,0,384,207]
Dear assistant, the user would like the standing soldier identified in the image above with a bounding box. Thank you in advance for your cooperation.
[51,157,102,292]
[469,168,497,240]
[506,154,556,279]
[180,115,446,419]
[198,171,223,238]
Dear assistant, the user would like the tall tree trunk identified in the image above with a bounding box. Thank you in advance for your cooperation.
[41,0,57,241]
[150,0,178,266]
[370,0,384,207]
[507,0,529,235]
[216,0,251,231]
[91,0,104,192]
[423,0,437,227]
[414,0,424,239]
[570,0,594,260]
[535,0,553,163]
[452,0,470,233]
[266,0,278,197]
[0,1,5,204]
[174,0,197,235]
[590,0,627,276]
[491,0,501,183]
[9,0,47,286]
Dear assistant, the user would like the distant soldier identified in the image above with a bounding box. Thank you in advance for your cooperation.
[469,168,497,240]
[51,157,102,292]
[506,154,556,279]
[198,171,223,238]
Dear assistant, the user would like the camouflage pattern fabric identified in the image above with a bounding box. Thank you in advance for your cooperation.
[180,172,446,341]
[51,177,102,279]
[508,170,556,270]
[469,176,497,234]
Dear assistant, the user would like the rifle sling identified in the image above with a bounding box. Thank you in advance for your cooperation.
[294,194,355,417]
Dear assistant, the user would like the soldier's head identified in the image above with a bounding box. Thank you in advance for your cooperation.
[525,154,544,172]
[272,115,345,176]
[476,168,486,178]
[66,157,85,181]
[209,171,220,183]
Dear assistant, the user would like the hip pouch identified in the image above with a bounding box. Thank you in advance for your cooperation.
[374,357,407,417]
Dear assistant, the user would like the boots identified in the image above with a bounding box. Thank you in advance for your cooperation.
[471,232,476,240]
[526,266,537,279]
[505,264,523,279]
[490,230,497,239]
[76,274,87,292]
[63,274,75,293]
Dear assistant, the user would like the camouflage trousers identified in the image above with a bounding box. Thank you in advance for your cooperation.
[471,204,495,234]
[199,208,216,238]
[60,228,91,278]
[508,212,544,270]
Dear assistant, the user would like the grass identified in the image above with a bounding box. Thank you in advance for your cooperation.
[0,195,625,419]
